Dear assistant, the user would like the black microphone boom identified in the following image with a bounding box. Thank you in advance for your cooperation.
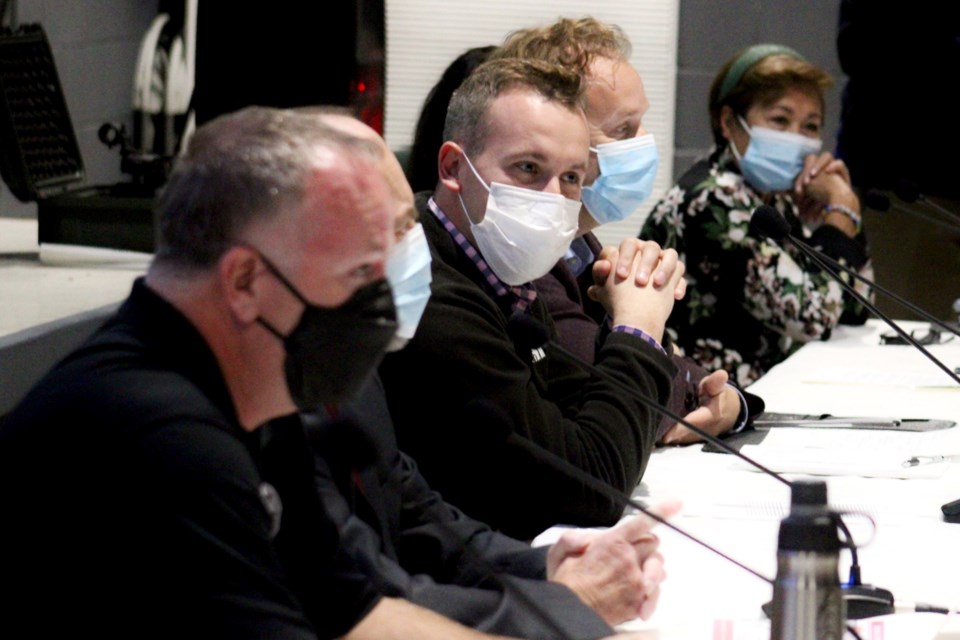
[764,198,959,339]
[893,180,960,224]
[749,205,960,385]
[507,314,900,617]
[474,396,774,585]
[864,190,960,235]
[509,312,793,485]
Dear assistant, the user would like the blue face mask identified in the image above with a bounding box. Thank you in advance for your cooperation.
[581,134,659,225]
[732,116,822,193]
[384,222,432,351]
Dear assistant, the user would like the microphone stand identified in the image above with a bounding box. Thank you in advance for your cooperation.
[894,184,960,225]
[794,234,960,339]
[508,335,899,629]
[896,205,960,234]
[507,313,791,487]
[506,419,775,585]
[865,191,960,235]
[779,234,960,385]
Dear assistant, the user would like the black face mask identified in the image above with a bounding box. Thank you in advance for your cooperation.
[256,256,398,411]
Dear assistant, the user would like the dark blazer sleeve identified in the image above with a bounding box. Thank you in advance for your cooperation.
[304,372,615,639]
[339,510,615,640]
[383,456,614,639]
[310,421,614,639]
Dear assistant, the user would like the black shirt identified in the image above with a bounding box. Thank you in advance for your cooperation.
[0,278,379,639]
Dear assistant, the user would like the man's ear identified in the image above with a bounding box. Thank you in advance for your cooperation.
[219,246,264,325]
[438,141,464,192]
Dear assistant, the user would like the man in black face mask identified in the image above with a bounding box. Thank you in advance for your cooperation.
[0,106,531,640]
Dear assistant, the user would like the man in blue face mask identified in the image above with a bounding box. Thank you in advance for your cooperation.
[495,17,759,445]
[379,57,687,541]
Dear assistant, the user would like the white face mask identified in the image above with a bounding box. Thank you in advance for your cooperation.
[384,222,432,352]
[457,151,580,286]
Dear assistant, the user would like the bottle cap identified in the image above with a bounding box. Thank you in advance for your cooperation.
[779,480,841,552]
[790,480,827,507]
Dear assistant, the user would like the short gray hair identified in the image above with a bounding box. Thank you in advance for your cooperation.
[155,106,380,269]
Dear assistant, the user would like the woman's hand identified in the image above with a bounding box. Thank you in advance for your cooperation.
[793,151,861,236]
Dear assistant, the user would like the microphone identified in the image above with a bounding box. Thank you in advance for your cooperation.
[508,313,791,483]
[470,396,774,585]
[864,189,960,235]
[893,180,960,224]
[749,204,960,385]
[506,313,911,619]
[763,197,959,339]
[510,312,796,483]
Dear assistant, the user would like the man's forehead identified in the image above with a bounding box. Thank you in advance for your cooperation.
[309,157,392,233]
[484,94,590,161]
[318,113,410,194]
[310,113,415,236]
[484,90,588,144]
[585,58,647,120]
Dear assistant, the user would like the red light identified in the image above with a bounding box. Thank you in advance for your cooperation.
[357,81,367,93]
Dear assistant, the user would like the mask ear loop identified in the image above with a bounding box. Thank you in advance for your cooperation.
[256,253,309,306]
[728,115,752,162]
[455,148,491,226]
[246,249,309,340]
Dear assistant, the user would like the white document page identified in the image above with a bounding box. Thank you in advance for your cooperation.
[732,428,957,479]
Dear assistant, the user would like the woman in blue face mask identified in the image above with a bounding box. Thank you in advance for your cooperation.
[641,44,873,386]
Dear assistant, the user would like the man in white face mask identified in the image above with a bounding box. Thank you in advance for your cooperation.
[291,110,677,638]
[495,17,761,446]
[379,57,686,541]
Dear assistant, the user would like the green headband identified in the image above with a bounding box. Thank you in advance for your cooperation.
[717,44,806,103]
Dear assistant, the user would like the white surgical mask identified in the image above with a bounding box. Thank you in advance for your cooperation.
[457,152,579,286]
[582,134,659,225]
[732,116,822,193]
[385,222,432,351]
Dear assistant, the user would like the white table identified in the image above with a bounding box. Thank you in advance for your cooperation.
[0,218,148,415]
[618,321,960,639]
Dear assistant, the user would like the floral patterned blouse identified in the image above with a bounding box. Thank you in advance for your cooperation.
[640,147,871,387]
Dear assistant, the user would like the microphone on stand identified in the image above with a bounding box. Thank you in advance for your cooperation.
[771,197,959,340]
[864,190,960,235]
[748,204,960,386]
[470,394,775,586]
[751,204,960,528]
[506,313,902,619]
[507,313,790,483]
[893,180,960,224]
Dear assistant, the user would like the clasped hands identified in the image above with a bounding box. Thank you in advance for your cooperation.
[587,238,741,444]
[793,151,861,237]
[546,500,682,626]
[588,238,686,343]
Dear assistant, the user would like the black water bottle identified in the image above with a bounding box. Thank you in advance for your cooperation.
[770,480,844,640]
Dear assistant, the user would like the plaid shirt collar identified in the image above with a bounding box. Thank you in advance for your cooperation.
[427,197,537,313]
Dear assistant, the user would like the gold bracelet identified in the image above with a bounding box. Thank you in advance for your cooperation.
[822,203,862,234]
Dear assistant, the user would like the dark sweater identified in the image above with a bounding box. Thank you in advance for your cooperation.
[379,193,676,540]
